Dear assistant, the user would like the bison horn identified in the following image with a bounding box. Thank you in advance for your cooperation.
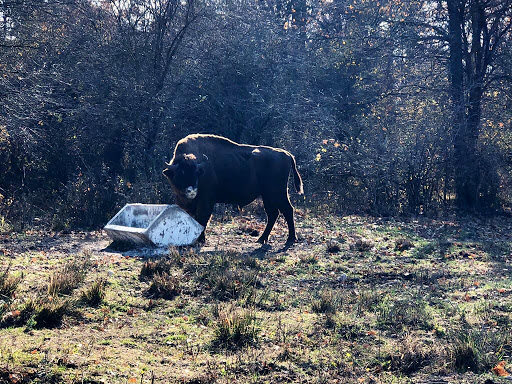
[202,154,209,162]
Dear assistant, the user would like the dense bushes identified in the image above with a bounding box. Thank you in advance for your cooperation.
[1,0,511,229]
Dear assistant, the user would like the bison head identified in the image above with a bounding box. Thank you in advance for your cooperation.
[163,153,207,200]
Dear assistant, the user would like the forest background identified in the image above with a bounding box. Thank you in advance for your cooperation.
[1,0,512,230]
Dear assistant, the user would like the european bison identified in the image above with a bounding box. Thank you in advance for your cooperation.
[163,134,303,245]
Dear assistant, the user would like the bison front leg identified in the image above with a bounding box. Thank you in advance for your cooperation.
[257,203,279,244]
[195,201,214,243]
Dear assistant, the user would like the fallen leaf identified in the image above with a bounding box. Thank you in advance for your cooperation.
[128,378,137,384]
[492,361,510,376]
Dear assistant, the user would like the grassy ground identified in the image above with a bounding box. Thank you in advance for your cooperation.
[0,209,511,383]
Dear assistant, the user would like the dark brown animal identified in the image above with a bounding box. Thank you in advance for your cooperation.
[163,134,303,245]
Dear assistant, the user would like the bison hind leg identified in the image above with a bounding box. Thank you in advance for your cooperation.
[280,199,297,245]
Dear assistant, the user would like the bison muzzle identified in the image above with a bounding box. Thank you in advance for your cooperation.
[163,134,303,245]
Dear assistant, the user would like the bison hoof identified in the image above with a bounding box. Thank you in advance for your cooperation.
[285,237,297,246]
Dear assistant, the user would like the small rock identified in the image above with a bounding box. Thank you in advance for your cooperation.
[337,273,348,283]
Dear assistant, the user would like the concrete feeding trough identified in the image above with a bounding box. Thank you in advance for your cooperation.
[104,204,203,247]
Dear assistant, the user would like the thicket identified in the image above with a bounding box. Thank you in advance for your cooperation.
[1,0,511,229]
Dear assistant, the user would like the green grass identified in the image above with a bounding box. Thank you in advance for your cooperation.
[0,214,510,383]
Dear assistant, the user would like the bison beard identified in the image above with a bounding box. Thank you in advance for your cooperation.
[163,134,304,245]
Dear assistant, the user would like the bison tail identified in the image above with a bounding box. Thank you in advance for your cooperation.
[290,154,304,195]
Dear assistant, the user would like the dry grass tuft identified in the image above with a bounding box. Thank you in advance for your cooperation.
[350,238,373,252]
[140,260,168,281]
[395,238,415,251]
[47,256,90,296]
[389,335,433,374]
[2,297,72,329]
[81,278,106,306]
[32,298,71,329]
[212,305,259,349]
[311,289,341,314]
[146,272,181,300]
[326,241,342,253]
[0,263,22,299]
[188,251,261,301]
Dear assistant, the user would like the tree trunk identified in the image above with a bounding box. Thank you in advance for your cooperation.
[447,0,475,209]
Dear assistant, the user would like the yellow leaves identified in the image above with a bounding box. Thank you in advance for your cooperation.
[0,125,9,143]
[315,153,321,161]
[284,21,289,30]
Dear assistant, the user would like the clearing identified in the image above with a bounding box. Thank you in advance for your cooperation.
[0,210,511,383]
